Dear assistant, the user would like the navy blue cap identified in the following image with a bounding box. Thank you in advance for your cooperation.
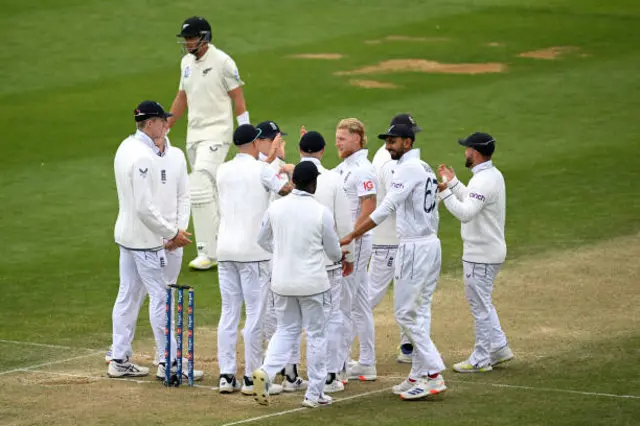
[458,132,495,156]
[233,124,262,146]
[292,161,320,186]
[377,124,415,141]
[134,100,173,122]
[256,121,287,140]
[299,131,326,153]
[390,114,421,132]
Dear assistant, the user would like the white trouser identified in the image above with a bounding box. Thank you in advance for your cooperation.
[217,261,269,378]
[369,245,410,348]
[463,261,508,367]
[112,246,176,363]
[394,238,446,378]
[262,291,331,401]
[340,233,375,366]
[325,269,343,373]
[187,140,230,259]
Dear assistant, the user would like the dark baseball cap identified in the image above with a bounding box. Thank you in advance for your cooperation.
[134,100,173,122]
[233,124,262,146]
[299,131,326,153]
[177,16,211,38]
[292,161,320,186]
[256,121,287,140]
[377,124,415,141]
[458,132,496,156]
[390,113,421,132]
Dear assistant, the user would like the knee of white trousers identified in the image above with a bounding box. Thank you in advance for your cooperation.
[189,169,215,205]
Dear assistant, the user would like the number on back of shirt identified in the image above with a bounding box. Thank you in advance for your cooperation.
[423,176,438,213]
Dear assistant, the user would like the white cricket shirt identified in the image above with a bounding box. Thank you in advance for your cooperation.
[300,157,355,267]
[438,161,506,264]
[371,144,399,247]
[158,139,190,230]
[370,149,439,240]
[179,44,243,145]
[257,190,342,297]
[114,131,178,250]
[333,149,378,234]
[215,153,286,262]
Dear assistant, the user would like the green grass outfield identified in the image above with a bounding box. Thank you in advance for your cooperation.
[1,0,639,424]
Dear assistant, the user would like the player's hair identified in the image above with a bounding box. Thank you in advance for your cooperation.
[136,120,147,131]
[337,118,367,148]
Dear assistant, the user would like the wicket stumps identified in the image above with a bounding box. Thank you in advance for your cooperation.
[163,284,194,387]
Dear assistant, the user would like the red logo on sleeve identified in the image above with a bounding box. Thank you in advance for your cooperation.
[363,180,374,191]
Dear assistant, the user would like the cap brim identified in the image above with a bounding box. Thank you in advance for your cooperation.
[413,125,422,132]
[458,138,471,147]
[378,132,398,140]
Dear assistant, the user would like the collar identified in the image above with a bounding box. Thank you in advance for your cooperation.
[345,149,369,164]
[292,189,313,197]
[134,130,163,156]
[236,153,257,161]
[471,160,493,174]
[397,148,420,164]
[258,152,268,162]
[300,157,322,167]
[195,43,213,62]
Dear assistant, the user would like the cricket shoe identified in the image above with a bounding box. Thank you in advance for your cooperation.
[219,375,242,394]
[490,345,514,366]
[302,394,333,408]
[282,376,308,392]
[323,378,345,393]
[107,358,149,378]
[392,378,417,395]
[337,364,349,384]
[347,362,377,381]
[453,360,493,373]
[155,362,204,382]
[189,255,217,270]
[396,343,413,364]
[105,349,113,364]
[399,375,447,400]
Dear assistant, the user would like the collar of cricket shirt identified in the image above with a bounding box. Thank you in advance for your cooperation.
[471,160,493,175]
[134,130,164,157]
[258,152,268,162]
[292,189,313,197]
[398,148,420,164]
[300,157,323,168]
[236,153,257,161]
[345,148,369,164]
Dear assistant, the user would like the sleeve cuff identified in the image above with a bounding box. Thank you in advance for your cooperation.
[438,188,454,201]
[447,176,460,189]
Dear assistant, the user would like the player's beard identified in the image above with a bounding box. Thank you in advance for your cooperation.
[465,155,473,168]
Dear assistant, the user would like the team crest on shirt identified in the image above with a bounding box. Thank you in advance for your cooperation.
[183,66,191,79]
[139,168,148,178]
[233,69,241,82]
[203,67,213,76]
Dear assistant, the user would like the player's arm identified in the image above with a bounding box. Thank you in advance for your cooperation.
[257,210,274,253]
[223,58,250,126]
[438,164,468,200]
[438,176,487,223]
[321,208,343,263]
[261,165,293,197]
[167,90,187,129]
[354,168,378,229]
[334,182,355,263]
[176,151,191,230]
[131,157,179,240]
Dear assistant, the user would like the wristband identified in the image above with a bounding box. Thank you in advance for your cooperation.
[236,111,250,126]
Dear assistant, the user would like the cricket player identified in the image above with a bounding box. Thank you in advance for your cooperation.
[369,114,421,364]
[215,124,292,395]
[105,131,204,382]
[333,118,377,381]
[285,130,355,393]
[168,16,250,270]
[437,132,513,373]
[253,161,343,408]
[109,101,192,378]
[341,123,447,400]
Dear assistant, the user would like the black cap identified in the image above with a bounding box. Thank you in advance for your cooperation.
[256,121,288,140]
[233,124,262,146]
[292,161,320,187]
[177,16,211,38]
[134,100,173,122]
[299,131,326,153]
[390,114,421,132]
[458,132,496,156]
[377,124,415,141]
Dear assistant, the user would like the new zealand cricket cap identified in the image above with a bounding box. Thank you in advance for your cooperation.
[299,131,326,153]
[134,100,173,122]
[458,132,496,156]
[233,124,262,146]
[292,161,320,186]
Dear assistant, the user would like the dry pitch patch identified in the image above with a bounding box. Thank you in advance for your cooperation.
[1,234,639,425]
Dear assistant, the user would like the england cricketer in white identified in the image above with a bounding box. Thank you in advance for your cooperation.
[341,124,447,400]
[280,129,355,393]
[333,118,378,381]
[109,101,192,378]
[369,113,422,364]
[253,161,343,408]
[215,124,293,395]
[105,130,203,381]
[437,132,514,373]
[167,16,250,271]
